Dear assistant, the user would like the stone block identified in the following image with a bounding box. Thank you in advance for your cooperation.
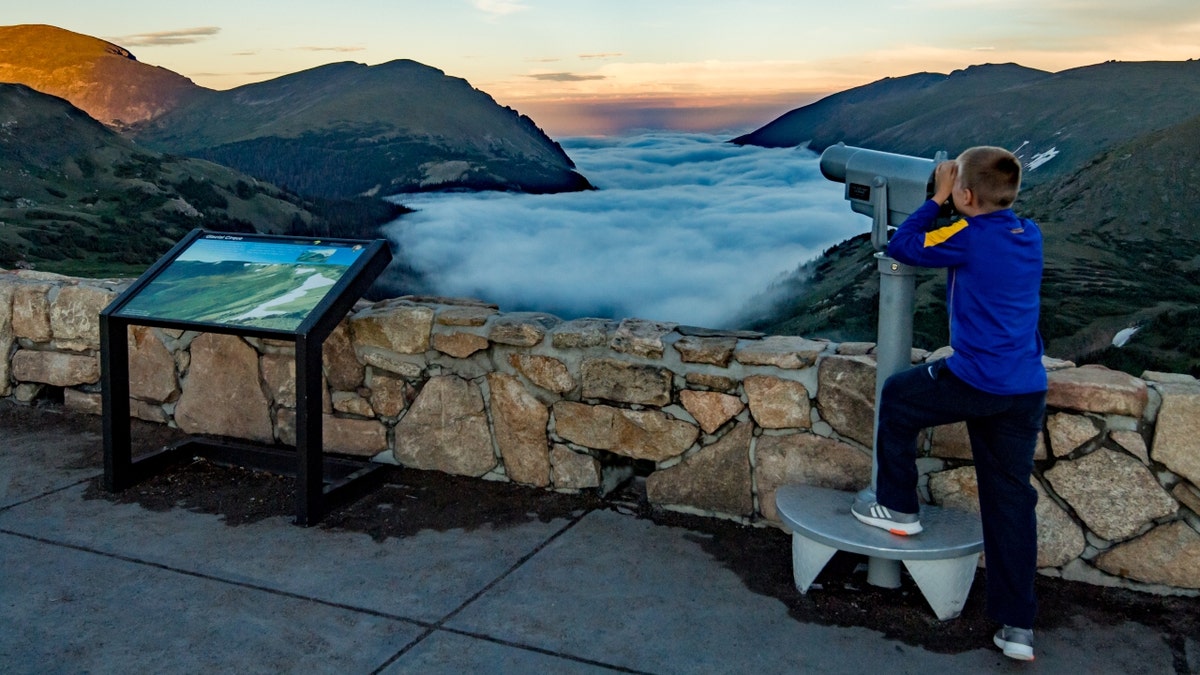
[553,401,697,462]
[1173,482,1200,515]
[322,321,363,391]
[260,352,296,408]
[685,372,738,392]
[508,353,575,395]
[128,326,179,404]
[0,338,11,397]
[174,333,273,443]
[331,391,374,418]
[744,375,811,430]
[11,350,100,386]
[1094,521,1200,589]
[366,369,413,418]
[489,312,558,347]
[1045,447,1178,542]
[1047,412,1102,457]
[646,422,753,516]
[679,389,744,434]
[928,468,1084,568]
[436,304,497,326]
[550,318,612,349]
[274,410,388,456]
[1047,365,1147,418]
[609,318,676,359]
[393,376,495,476]
[1151,383,1200,486]
[550,444,601,489]
[734,335,826,369]
[816,355,875,447]
[357,346,425,378]
[836,342,874,356]
[672,335,737,367]
[754,432,871,521]
[49,284,114,350]
[322,415,388,457]
[11,284,51,342]
[63,388,102,415]
[1110,430,1150,465]
[581,358,671,406]
[488,373,551,487]
[350,302,434,355]
[432,331,490,358]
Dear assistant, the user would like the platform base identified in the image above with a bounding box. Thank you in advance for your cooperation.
[776,484,984,621]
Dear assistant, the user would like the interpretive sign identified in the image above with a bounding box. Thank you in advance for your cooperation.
[112,231,371,334]
[102,228,393,525]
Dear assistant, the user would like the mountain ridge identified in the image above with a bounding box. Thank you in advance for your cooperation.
[0,24,590,199]
[732,60,1200,188]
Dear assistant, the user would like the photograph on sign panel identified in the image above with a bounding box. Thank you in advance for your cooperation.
[117,236,365,331]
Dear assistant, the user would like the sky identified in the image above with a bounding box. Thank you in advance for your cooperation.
[9,1,1200,136]
[382,133,865,328]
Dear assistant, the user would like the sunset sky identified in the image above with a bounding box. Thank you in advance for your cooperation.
[10,1,1200,135]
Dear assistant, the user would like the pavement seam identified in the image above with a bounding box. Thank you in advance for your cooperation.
[0,474,98,515]
[0,526,437,630]
[368,508,655,675]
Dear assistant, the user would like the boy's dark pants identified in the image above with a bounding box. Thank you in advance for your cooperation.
[874,359,1046,629]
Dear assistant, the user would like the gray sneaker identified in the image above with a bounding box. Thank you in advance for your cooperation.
[993,625,1035,661]
[850,499,922,536]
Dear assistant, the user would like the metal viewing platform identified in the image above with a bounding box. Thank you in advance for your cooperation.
[775,484,984,620]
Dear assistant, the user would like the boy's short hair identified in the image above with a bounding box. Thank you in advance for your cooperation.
[958,146,1022,209]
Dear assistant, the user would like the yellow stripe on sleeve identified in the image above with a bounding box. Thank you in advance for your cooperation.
[923,218,969,248]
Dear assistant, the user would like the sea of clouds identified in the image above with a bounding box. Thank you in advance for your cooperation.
[381,132,868,329]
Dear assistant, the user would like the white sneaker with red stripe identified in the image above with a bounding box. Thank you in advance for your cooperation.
[850,498,923,536]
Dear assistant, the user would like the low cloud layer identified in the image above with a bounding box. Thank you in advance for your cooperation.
[382,133,867,329]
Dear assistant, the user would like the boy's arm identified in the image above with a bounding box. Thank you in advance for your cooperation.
[887,159,970,268]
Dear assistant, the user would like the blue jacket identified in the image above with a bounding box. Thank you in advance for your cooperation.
[887,199,1047,395]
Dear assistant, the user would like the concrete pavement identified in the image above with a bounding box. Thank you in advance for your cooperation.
[1,401,1196,674]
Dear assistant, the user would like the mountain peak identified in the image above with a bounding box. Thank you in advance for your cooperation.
[0,24,204,127]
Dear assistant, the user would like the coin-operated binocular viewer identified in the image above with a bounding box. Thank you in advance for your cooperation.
[819,143,948,496]
[819,142,947,250]
[775,144,984,620]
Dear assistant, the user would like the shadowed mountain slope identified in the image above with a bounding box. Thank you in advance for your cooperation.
[0,84,394,275]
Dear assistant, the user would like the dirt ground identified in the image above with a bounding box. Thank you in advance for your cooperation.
[7,401,1197,667]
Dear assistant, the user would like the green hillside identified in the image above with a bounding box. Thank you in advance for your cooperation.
[0,84,405,276]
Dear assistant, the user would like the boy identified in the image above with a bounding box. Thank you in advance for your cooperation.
[850,146,1047,661]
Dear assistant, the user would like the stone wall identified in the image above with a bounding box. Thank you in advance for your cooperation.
[2,268,1199,594]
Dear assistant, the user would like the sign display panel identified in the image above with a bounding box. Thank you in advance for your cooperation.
[114,232,367,332]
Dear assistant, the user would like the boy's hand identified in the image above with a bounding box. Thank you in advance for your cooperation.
[932,160,958,205]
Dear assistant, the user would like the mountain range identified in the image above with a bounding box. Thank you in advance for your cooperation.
[733,61,1200,376]
[0,24,590,199]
